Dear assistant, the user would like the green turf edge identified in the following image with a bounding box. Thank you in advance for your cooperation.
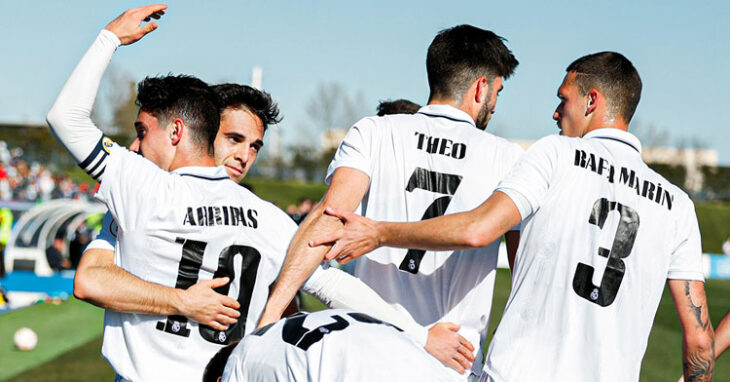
[0,298,105,381]
[5,336,113,382]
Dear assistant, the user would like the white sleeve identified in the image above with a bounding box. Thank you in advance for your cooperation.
[667,200,705,281]
[46,29,121,181]
[495,135,563,220]
[84,211,117,252]
[324,117,375,185]
[302,266,429,347]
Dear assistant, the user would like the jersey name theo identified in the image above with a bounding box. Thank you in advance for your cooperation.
[182,205,258,228]
[415,131,467,159]
[573,148,674,210]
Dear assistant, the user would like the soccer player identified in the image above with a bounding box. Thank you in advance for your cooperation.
[51,6,471,380]
[312,52,715,381]
[260,25,521,378]
[74,82,285,333]
[203,309,462,382]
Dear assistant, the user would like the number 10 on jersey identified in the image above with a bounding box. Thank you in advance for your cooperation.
[156,237,261,345]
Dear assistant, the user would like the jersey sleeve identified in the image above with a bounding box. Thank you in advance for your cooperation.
[46,30,121,182]
[324,117,376,185]
[496,135,563,220]
[85,211,117,252]
[667,200,705,281]
[94,145,171,232]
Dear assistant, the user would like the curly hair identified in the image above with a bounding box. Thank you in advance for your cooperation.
[212,84,282,132]
[376,99,421,116]
[136,75,220,155]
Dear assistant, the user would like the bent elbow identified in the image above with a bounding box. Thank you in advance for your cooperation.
[73,270,93,301]
[461,226,491,249]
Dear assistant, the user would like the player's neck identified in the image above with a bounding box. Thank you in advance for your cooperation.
[168,152,216,171]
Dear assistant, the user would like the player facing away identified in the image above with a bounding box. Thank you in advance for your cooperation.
[260,25,521,378]
[52,6,472,380]
[203,309,461,382]
[313,52,715,381]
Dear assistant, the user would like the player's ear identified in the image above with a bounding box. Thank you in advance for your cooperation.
[585,89,599,116]
[170,118,184,146]
[474,76,489,104]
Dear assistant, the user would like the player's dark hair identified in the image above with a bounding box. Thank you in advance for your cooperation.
[566,52,642,123]
[376,99,421,116]
[136,75,219,156]
[202,341,239,382]
[212,84,282,132]
[426,25,518,102]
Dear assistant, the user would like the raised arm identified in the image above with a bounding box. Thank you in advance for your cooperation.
[668,279,715,382]
[313,191,522,263]
[258,167,369,324]
[46,4,166,181]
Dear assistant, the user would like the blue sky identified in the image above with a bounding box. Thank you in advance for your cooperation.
[1,1,728,163]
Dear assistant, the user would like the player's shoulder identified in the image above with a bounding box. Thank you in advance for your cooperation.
[231,186,297,225]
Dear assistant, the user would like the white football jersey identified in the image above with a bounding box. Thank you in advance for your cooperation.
[95,145,297,382]
[222,309,461,382]
[326,105,523,376]
[484,129,704,381]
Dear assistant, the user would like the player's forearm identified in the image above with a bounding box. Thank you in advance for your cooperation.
[379,193,517,251]
[74,253,181,315]
[714,312,730,359]
[46,30,120,180]
[261,208,339,324]
[682,333,715,382]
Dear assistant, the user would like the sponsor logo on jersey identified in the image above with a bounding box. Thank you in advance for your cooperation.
[574,149,674,210]
[102,137,115,153]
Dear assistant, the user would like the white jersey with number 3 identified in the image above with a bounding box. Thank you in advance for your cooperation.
[485,129,704,382]
[222,309,460,381]
[326,105,523,376]
[96,145,296,382]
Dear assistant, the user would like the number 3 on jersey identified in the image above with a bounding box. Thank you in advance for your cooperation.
[573,198,640,307]
[399,167,462,274]
[156,237,260,344]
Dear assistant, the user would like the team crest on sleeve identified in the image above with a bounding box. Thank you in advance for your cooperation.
[102,137,115,153]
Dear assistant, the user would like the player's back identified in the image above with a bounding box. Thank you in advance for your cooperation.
[222,309,460,381]
[485,129,703,381]
[97,146,295,381]
[327,104,523,374]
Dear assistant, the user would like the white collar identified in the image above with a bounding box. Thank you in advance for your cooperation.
[584,128,642,154]
[172,165,230,181]
[417,104,476,127]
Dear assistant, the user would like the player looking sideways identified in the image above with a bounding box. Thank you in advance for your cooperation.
[260,24,521,378]
[312,52,714,382]
[49,5,472,380]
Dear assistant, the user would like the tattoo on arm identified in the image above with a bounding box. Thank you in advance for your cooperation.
[684,281,710,330]
[683,351,713,382]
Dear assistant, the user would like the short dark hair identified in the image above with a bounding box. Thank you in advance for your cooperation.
[566,52,642,123]
[202,341,238,382]
[136,75,219,156]
[426,25,518,102]
[376,99,421,116]
[212,84,282,132]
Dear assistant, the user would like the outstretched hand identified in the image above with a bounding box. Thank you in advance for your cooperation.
[105,4,167,45]
[178,277,241,331]
[308,207,381,263]
[425,322,475,374]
